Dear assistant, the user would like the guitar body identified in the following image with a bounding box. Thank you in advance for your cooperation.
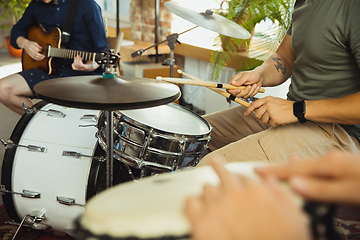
[22,25,61,75]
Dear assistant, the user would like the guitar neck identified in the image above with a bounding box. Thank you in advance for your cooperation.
[48,46,96,62]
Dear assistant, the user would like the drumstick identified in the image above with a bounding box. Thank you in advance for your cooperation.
[156,76,265,93]
[177,69,251,108]
[177,70,287,125]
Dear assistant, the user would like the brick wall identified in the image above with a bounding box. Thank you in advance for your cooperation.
[129,0,172,43]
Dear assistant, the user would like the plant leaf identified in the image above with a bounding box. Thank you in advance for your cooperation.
[210,0,295,81]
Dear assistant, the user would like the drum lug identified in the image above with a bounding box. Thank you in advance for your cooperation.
[138,129,154,164]
[78,114,99,128]
[57,196,85,207]
[205,135,211,149]
[62,151,105,162]
[174,137,188,170]
[80,114,98,123]
[0,139,46,153]
[22,190,41,198]
[22,103,66,118]
[0,185,41,198]
[43,108,66,118]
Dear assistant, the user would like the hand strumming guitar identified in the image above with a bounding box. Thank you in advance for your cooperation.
[17,36,45,62]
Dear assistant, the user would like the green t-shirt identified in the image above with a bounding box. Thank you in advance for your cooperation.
[287,0,360,101]
[287,0,360,141]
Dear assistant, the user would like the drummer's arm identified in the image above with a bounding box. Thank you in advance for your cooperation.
[228,34,295,98]
[254,33,295,87]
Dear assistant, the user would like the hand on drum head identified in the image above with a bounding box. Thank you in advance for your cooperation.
[184,156,311,240]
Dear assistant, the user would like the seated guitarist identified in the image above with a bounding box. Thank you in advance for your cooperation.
[0,0,107,115]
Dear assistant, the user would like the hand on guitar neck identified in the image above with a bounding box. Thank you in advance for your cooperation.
[72,55,100,72]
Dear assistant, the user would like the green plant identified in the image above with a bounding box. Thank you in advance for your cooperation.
[210,0,294,80]
[0,0,32,29]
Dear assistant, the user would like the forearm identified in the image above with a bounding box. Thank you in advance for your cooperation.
[305,92,360,125]
[229,34,295,99]
[16,36,28,49]
[254,53,293,87]
[255,34,295,87]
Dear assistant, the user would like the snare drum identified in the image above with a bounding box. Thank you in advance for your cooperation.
[1,101,129,235]
[97,103,212,173]
[75,161,284,240]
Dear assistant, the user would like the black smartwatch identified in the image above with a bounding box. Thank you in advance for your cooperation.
[293,100,307,123]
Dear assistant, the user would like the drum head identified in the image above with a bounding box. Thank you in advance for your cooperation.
[76,162,275,240]
[117,103,211,136]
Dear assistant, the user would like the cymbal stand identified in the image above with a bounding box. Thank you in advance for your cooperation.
[104,18,113,75]
[166,33,178,78]
[131,26,198,77]
[104,18,115,189]
[105,110,114,189]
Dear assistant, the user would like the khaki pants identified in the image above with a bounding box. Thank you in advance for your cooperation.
[198,105,360,166]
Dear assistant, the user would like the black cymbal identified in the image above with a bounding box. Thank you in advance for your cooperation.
[164,2,251,39]
[34,75,181,110]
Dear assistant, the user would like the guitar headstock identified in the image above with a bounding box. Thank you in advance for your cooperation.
[95,52,120,66]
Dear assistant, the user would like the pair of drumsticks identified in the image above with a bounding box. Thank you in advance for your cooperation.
[156,70,265,108]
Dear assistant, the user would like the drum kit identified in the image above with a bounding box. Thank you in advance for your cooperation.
[0,3,254,240]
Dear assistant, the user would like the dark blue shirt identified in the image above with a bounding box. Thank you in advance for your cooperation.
[11,0,107,76]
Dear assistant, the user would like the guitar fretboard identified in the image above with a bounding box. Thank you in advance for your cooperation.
[48,46,96,62]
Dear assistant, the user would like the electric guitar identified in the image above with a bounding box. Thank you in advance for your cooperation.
[22,25,120,75]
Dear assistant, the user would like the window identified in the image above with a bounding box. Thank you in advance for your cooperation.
[95,0,131,29]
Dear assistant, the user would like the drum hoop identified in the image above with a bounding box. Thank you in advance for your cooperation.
[1,100,48,223]
[74,217,191,240]
[86,143,106,200]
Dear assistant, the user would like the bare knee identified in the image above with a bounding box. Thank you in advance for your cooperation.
[0,74,32,102]
[0,76,15,104]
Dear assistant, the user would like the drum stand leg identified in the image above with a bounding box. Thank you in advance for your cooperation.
[11,210,48,240]
[106,110,114,189]
[11,215,26,240]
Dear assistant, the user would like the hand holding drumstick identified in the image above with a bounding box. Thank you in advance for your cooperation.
[168,70,257,109]
[163,70,289,127]
[156,77,265,93]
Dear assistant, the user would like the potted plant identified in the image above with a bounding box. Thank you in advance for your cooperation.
[211,0,294,80]
[0,0,32,57]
